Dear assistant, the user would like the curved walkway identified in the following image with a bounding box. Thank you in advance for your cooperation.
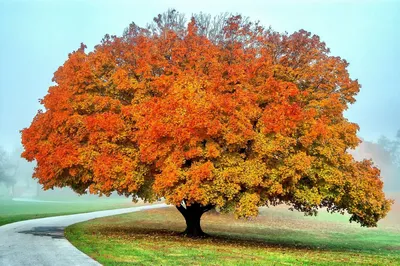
[0,204,167,266]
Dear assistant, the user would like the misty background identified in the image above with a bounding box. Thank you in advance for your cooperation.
[0,0,399,199]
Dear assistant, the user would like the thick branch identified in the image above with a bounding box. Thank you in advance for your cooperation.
[201,204,214,213]
[176,204,187,217]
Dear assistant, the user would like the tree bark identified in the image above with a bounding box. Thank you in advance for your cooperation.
[176,202,213,238]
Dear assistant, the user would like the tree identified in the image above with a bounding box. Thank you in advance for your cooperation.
[0,147,17,196]
[378,130,400,167]
[21,10,392,237]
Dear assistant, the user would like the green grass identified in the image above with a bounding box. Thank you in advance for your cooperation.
[0,198,141,226]
[65,204,400,265]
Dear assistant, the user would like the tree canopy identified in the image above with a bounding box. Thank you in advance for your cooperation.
[21,10,392,235]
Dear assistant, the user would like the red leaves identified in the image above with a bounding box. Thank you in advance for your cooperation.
[21,11,390,226]
[261,102,303,135]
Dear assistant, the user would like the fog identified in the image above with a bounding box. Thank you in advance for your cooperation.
[0,1,399,202]
[0,146,130,201]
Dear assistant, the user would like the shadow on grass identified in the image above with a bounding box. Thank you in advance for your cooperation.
[91,223,399,256]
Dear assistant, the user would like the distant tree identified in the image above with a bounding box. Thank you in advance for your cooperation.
[378,130,400,166]
[21,10,392,237]
[0,147,17,196]
[352,139,399,192]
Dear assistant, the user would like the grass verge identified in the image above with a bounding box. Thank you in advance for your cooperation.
[0,198,142,226]
[65,205,400,265]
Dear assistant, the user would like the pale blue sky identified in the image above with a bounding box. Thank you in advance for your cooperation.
[0,0,399,152]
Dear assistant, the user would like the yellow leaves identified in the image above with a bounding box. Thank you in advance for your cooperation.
[153,154,184,192]
[272,65,298,83]
[293,187,323,206]
[235,193,260,218]
[20,11,391,227]
[111,68,137,92]
[239,159,266,187]
[331,158,393,227]
[211,170,241,202]
[72,95,122,115]
[268,152,314,189]
[266,183,283,196]
[287,152,314,175]
[253,132,296,158]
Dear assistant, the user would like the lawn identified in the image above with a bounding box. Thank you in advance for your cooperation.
[0,198,141,226]
[65,199,400,266]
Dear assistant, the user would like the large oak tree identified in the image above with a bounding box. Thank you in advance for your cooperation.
[22,10,392,237]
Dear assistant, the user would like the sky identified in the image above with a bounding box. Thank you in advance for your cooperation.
[0,0,399,152]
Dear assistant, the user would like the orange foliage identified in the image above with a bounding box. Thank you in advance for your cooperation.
[21,11,391,227]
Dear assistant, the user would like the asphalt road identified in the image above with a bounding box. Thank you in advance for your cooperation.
[0,203,167,266]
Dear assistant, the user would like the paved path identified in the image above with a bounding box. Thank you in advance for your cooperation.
[0,204,168,266]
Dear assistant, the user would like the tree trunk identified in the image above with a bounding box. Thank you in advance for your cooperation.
[176,202,213,238]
